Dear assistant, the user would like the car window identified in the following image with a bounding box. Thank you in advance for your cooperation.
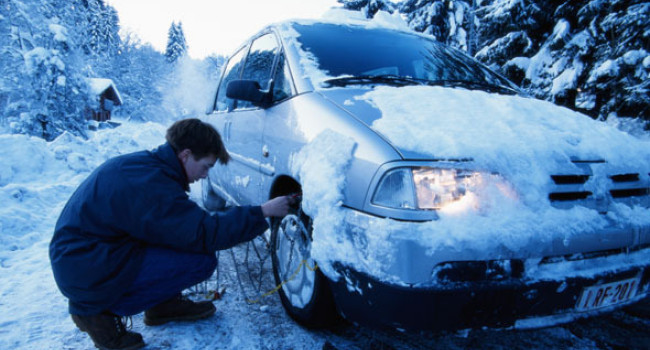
[272,53,293,103]
[292,23,517,90]
[215,46,247,112]
[237,33,279,110]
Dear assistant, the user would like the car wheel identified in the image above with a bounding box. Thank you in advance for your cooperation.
[201,178,225,212]
[271,209,339,328]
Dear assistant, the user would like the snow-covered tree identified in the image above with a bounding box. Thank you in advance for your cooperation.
[401,0,477,52]
[0,0,181,138]
[83,0,121,59]
[0,0,89,140]
[165,21,188,63]
[477,0,649,122]
[338,0,397,18]
[112,32,170,122]
[398,0,649,126]
[561,0,649,121]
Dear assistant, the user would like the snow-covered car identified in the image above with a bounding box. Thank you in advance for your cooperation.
[201,16,650,331]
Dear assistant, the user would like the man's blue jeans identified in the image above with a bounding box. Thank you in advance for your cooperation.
[109,247,217,316]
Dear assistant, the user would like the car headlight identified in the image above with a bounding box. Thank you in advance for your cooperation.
[372,167,517,212]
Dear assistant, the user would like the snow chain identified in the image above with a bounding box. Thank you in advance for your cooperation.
[246,258,319,304]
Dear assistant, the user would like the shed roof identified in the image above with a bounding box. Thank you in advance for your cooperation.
[87,78,122,105]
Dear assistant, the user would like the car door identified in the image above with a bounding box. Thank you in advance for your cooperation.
[258,49,298,197]
[204,44,248,205]
[208,33,284,205]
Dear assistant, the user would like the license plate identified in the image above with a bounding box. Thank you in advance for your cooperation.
[575,276,641,312]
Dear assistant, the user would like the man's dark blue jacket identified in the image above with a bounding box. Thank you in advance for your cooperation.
[50,143,268,315]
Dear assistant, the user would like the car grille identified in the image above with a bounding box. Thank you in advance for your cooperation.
[548,161,650,211]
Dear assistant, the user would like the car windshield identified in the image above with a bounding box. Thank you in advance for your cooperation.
[292,23,518,93]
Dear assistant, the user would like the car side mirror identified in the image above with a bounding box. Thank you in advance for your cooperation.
[226,80,272,108]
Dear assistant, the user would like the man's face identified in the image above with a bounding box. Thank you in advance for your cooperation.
[179,150,217,183]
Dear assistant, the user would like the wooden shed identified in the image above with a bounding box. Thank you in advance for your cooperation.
[85,78,122,122]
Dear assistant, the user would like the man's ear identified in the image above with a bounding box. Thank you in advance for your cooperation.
[178,149,192,163]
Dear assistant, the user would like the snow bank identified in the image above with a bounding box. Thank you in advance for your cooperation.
[0,121,165,253]
[505,56,531,71]
[551,19,570,44]
[23,48,65,73]
[0,120,169,349]
[622,49,647,65]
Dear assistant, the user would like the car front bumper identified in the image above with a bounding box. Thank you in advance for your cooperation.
[327,258,650,331]
[320,209,650,331]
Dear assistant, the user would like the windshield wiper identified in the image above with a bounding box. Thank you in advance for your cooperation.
[421,79,519,95]
[323,75,425,87]
[323,75,519,95]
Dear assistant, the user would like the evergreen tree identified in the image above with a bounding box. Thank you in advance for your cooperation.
[398,0,649,125]
[0,0,190,138]
[474,0,649,121]
[400,0,474,52]
[165,21,188,63]
[338,0,396,18]
[84,0,120,59]
[0,0,88,140]
[113,31,170,122]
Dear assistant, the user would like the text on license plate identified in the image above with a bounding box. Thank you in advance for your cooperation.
[575,276,641,312]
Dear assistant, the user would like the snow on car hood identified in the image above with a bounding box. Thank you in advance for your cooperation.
[328,86,650,204]
[293,127,650,286]
[299,86,650,284]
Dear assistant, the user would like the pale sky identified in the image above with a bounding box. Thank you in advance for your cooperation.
[106,0,341,59]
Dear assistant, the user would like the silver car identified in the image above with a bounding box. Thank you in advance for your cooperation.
[201,19,650,331]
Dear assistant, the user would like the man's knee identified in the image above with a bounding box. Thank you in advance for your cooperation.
[197,253,217,281]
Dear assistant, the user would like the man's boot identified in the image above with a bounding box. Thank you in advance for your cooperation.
[144,294,216,326]
[71,312,145,350]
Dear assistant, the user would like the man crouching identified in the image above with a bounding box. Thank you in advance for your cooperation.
[50,118,292,350]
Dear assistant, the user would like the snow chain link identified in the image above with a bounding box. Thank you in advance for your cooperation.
[245,195,313,304]
[202,194,312,305]
[246,258,319,304]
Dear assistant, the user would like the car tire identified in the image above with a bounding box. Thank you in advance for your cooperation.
[271,210,339,328]
[201,178,226,212]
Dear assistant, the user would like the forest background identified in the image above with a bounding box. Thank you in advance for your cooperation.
[0,0,648,141]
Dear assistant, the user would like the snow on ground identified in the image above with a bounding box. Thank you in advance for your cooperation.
[0,118,649,349]
[0,119,323,349]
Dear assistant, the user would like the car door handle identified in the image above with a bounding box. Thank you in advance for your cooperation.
[224,121,232,140]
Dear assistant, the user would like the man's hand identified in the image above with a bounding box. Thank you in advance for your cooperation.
[261,195,296,218]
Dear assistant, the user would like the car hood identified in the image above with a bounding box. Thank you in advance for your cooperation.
[319,85,650,199]
[319,87,431,160]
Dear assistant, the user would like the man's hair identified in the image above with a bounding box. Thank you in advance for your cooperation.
[166,118,230,164]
